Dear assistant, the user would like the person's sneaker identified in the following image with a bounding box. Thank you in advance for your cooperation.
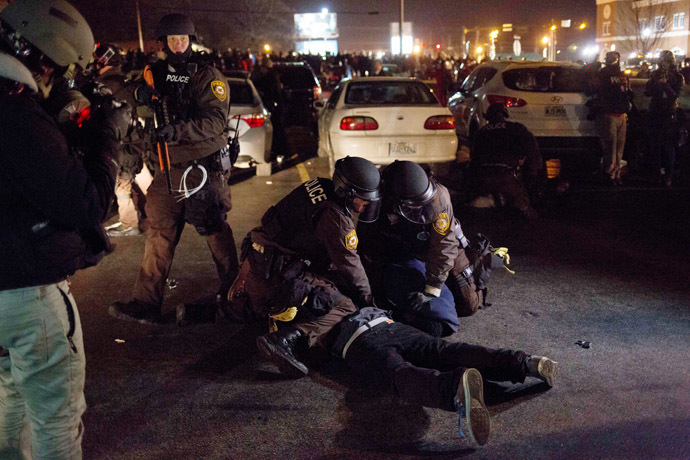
[528,356,558,387]
[455,368,490,446]
[109,301,161,325]
[107,225,141,237]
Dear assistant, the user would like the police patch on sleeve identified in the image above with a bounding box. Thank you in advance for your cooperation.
[210,80,227,102]
[432,212,450,235]
[345,230,358,250]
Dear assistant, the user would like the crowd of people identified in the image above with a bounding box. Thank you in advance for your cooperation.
[0,1,562,458]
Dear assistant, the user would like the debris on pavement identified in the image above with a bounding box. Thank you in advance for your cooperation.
[576,340,591,349]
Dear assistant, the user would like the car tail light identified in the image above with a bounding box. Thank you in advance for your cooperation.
[313,85,322,100]
[71,106,91,128]
[486,94,527,107]
[340,116,378,131]
[232,113,265,128]
[424,115,455,130]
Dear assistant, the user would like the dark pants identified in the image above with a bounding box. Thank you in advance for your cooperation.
[345,322,529,412]
[477,169,532,213]
[649,115,677,177]
[132,165,239,307]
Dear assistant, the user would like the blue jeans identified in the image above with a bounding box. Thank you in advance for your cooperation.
[0,280,86,460]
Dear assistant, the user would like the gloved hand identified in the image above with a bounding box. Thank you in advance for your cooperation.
[407,291,436,312]
[157,124,176,142]
[134,84,160,105]
[99,101,133,141]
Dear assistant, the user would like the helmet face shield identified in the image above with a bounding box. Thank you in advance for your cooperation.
[357,196,381,223]
[396,179,436,224]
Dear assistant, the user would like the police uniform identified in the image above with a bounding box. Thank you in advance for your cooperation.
[131,55,239,310]
[234,177,371,346]
[360,180,480,336]
[470,120,542,213]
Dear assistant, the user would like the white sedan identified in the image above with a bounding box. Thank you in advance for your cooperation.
[315,77,457,172]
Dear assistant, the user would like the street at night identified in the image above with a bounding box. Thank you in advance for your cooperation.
[1,0,690,459]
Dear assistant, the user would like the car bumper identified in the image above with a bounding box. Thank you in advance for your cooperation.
[235,126,272,166]
[330,133,457,165]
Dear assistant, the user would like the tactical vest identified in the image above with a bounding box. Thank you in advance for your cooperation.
[150,58,199,123]
[261,178,343,270]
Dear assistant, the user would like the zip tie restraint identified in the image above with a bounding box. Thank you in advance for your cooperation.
[176,163,208,201]
[490,246,516,275]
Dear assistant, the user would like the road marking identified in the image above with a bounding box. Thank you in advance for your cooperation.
[296,163,310,182]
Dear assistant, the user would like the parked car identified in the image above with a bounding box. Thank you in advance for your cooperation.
[271,62,322,129]
[447,61,599,174]
[315,77,457,172]
[226,77,273,171]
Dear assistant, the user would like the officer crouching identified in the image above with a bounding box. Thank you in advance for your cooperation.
[111,13,239,324]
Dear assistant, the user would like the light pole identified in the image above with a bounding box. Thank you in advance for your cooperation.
[399,0,404,56]
[489,29,498,60]
[549,25,557,61]
[135,0,144,52]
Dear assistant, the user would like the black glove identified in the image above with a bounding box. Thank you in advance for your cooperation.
[407,291,436,312]
[157,124,175,142]
[134,84,160,105]
[99,101,132,141]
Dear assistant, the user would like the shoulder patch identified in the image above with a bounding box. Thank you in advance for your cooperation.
[433,212,450,235]
[210,80,227,102]
[345,229,358,250]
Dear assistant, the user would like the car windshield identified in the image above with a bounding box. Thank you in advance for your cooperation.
[502,67,585,93]
[227,82,256,105]
[344,81,438,105]
[275,66,316,89]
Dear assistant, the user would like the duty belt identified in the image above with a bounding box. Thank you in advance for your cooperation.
[342,317,393,359]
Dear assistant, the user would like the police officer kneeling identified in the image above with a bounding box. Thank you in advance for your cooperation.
[0,0,122,456]
[111,13,239,324]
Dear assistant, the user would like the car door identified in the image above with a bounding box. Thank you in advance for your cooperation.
[449,67,482,138]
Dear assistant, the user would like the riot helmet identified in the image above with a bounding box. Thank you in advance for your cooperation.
[0,52,38,94]
[659,50,676,70]
[382,160,437,224]
[604,51,620,66]
[155,13,197,41]
[332,156,382,223]
[0,0,94,71]
[485,102,509,123]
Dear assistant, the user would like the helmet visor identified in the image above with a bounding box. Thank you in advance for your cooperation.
[398,200,437,224]
[356,197,381,223]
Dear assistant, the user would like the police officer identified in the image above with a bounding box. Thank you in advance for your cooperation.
[0,1,121,457]
[87,42,152,237]
[358,161,482,337]
[645,50,684,187]
[326,306,558,446]
[229,156,381,377]
[587,51,631,186]
[470,103,543,217]
[111,14,239,324]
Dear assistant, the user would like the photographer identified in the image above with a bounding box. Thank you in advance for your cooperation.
[587,51,631,185]
[0,0,121,457]
[645,50,685,187]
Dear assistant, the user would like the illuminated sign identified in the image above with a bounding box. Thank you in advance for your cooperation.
[294,13,338,39]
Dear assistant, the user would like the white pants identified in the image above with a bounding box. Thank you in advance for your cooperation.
[0,280,86,460]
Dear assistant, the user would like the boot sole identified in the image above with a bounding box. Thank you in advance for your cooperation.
[255,336,308,379]
[538,357,558,387]
[461,368,490,446]
[108,305,162,326]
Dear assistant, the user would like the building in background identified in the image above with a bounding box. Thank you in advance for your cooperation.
[596,0,690,63]
[295,9,339,55]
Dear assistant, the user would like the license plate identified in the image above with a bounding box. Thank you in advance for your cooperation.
[391,142,417,155]
[545,106,567,117]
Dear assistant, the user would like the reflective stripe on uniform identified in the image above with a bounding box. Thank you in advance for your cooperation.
[342,317,392,359]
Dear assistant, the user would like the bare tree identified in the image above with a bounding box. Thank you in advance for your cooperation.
[616,0,673,57]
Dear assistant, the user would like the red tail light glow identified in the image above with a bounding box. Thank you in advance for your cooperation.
[424,115,455,130]
[71,106,92,128]
[232,113,265,128]
[313,85,322,100]
[340,116,378,131]
[486,94,527,107]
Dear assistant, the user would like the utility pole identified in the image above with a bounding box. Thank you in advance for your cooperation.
[399,0,404,55]
[135,0,145,52]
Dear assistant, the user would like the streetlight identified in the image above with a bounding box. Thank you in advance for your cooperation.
[541,36,549,60]
[264,44,271,52]
[549,25,557,61]
[579,23,587,30]
[489,29,499,60]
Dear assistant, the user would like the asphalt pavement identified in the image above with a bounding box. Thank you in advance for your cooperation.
[73,156,690,460]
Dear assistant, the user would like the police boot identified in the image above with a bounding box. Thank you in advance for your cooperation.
[256,327,308,378]
[455,368,490,446]
[527,355,557,387]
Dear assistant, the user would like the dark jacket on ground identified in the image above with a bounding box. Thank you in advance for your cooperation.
[0,93,117,289]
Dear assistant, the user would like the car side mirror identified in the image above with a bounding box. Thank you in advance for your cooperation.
[313,100,326,110]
